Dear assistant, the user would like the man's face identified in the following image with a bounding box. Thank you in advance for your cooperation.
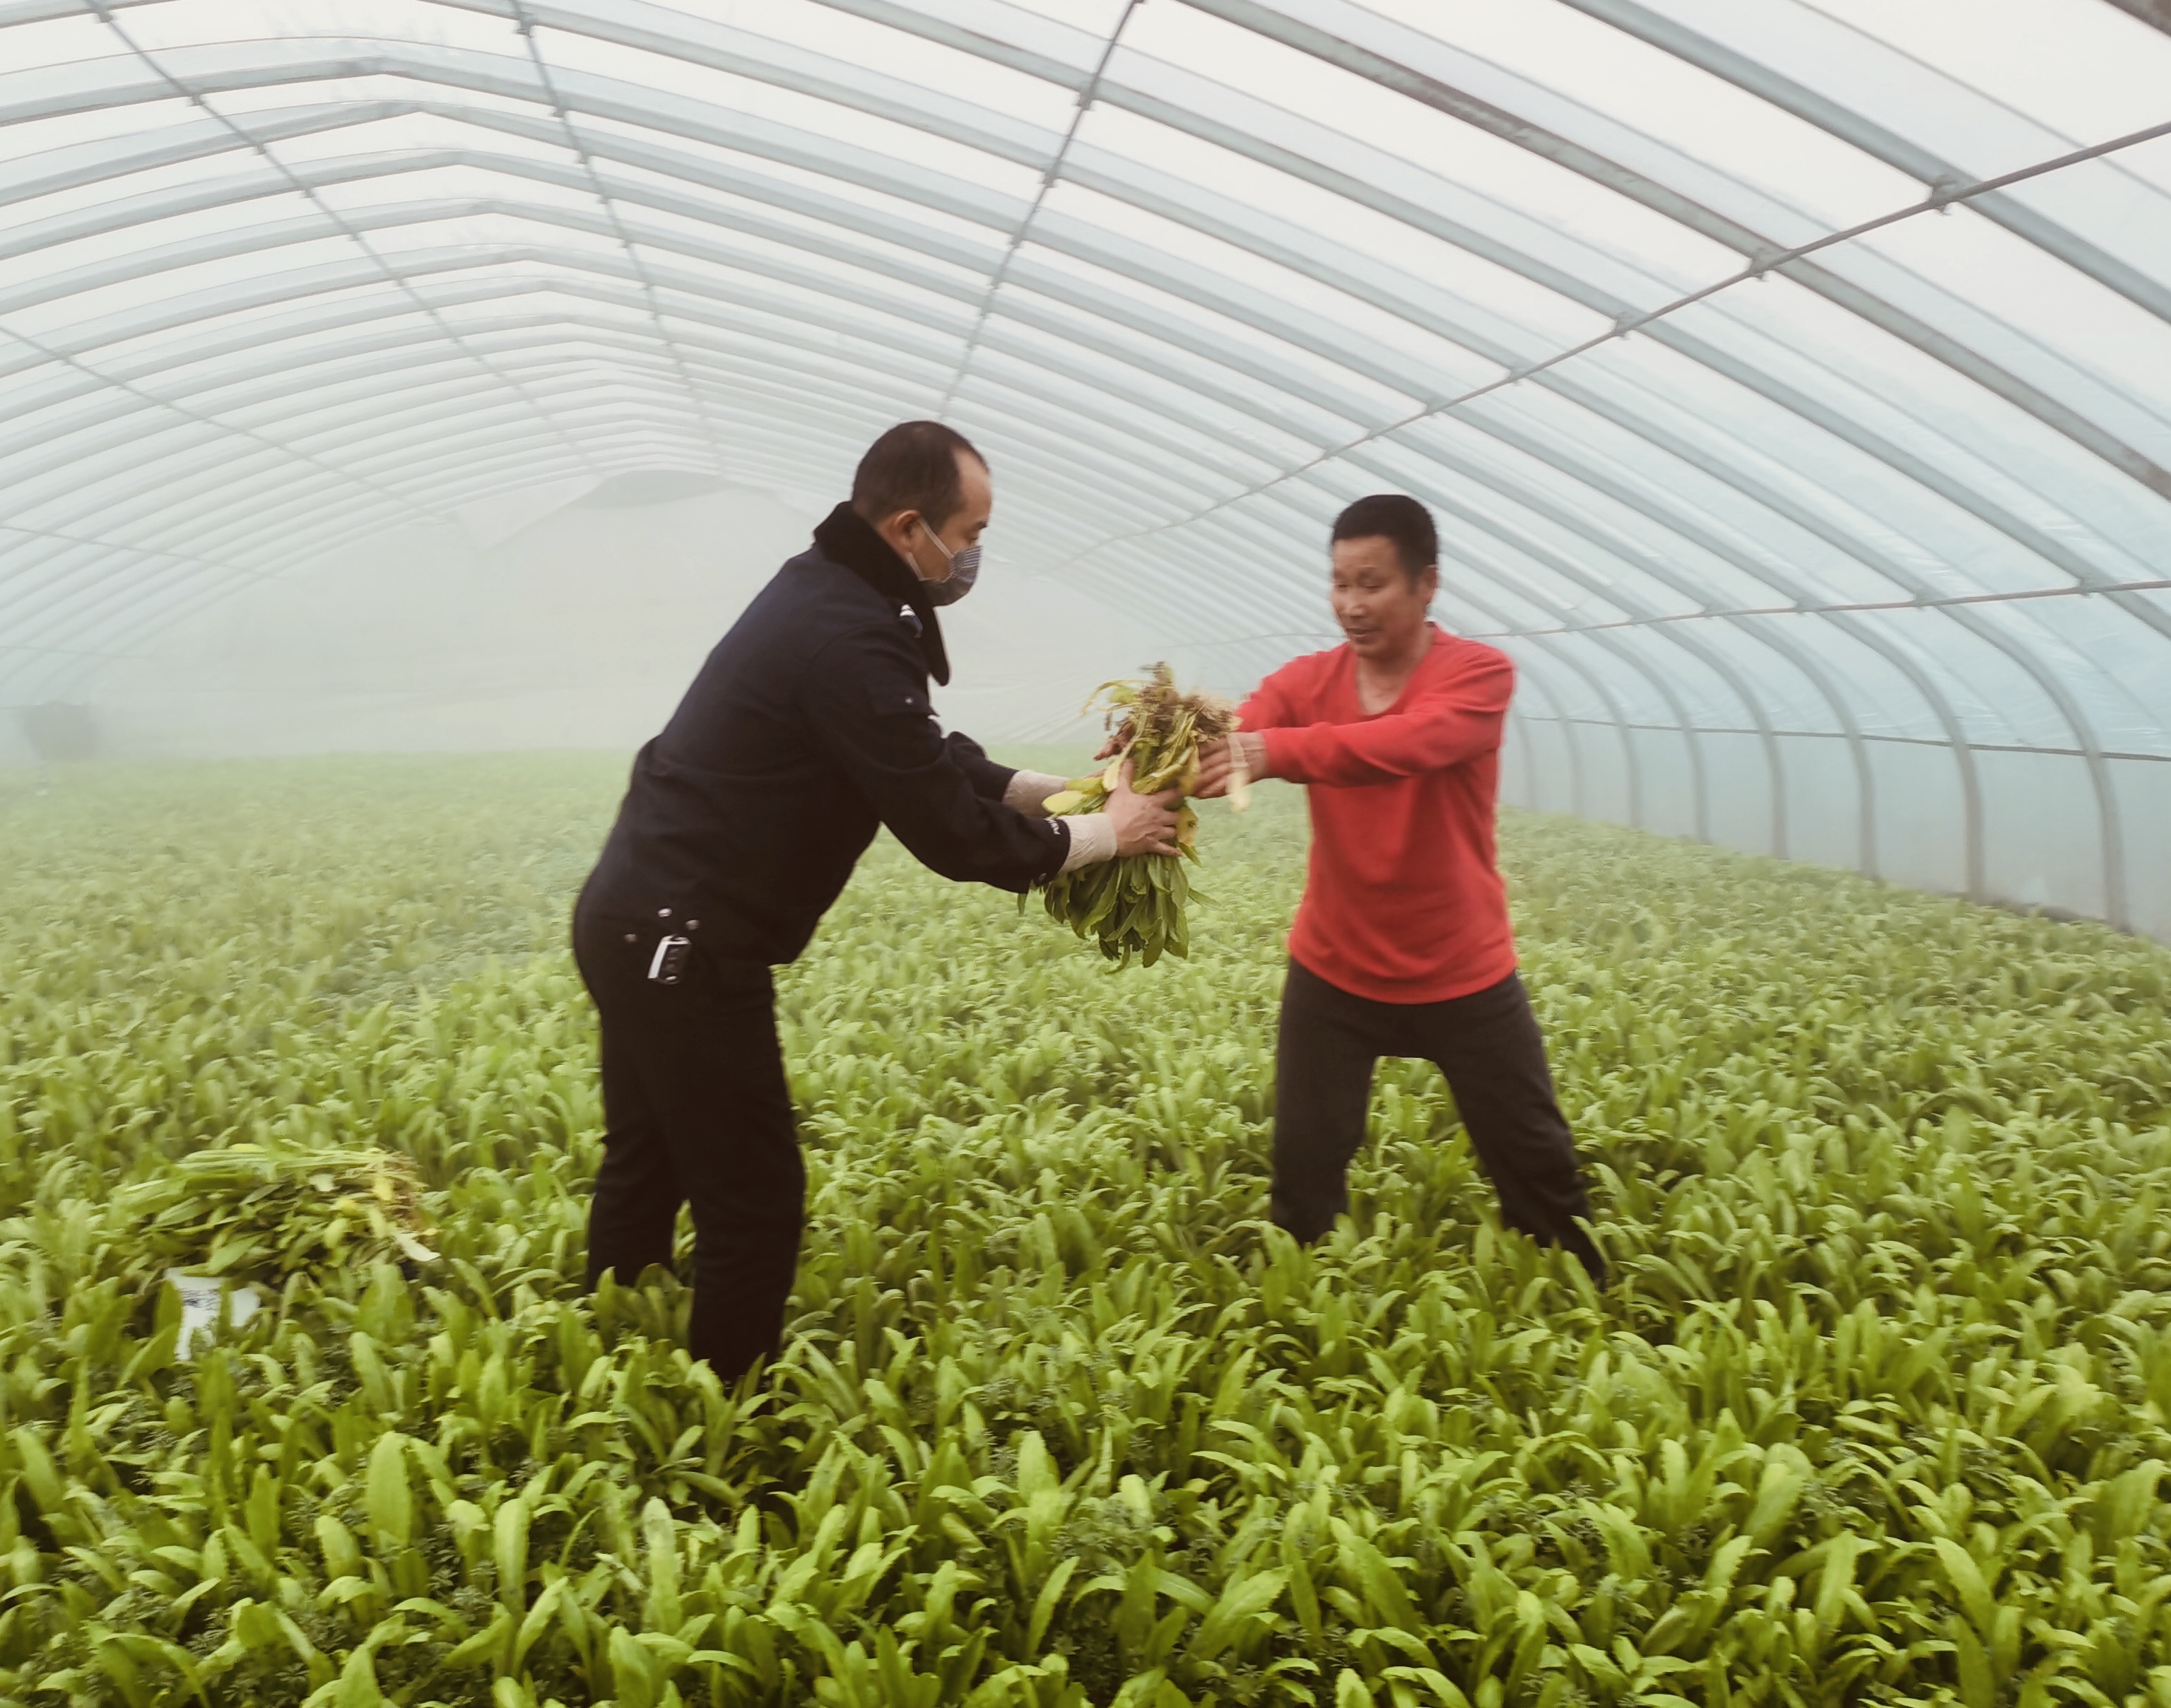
[903,451,992,582]
[1331,535,1436,658]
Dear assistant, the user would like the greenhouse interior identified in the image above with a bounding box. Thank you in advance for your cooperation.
[2,1,2170,1704]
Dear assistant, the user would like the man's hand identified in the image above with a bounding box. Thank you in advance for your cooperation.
[1105,760,1182,856]
[1192,733,1269,799]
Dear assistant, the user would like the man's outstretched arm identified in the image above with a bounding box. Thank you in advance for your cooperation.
[1196,656,1511,794]
[803,625,1178,882]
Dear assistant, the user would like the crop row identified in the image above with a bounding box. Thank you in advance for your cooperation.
[0,756,2167,1707]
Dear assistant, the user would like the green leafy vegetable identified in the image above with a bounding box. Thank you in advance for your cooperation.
[1036,662,1237,967]
[0,755,2165,1707]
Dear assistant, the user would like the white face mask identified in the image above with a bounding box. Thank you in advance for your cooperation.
[915,517,981,606]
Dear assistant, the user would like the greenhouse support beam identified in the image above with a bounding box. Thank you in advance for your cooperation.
[82,4,608,483]
[1132,486,1975,895]
[1495,649,1601,828]
[0,8,2151,931]
[1098,467,1763,851]
[793,1,2171,548]
[0,235,1275,541]
[1399,405,1993,888]
[13,23,2153,599]
[505,0,731,478]
[1147,461,1772,856]
[9,49,2154,656]
[1531,717,2171,770]
[1495,658,1587,823]
[1483,582,2171,634]
[2102,1,2171,37]
[1644,326,2171,651]
[95,283,1273,514]
[936,0,1143,418]
[309,11,2171,594]
[1429,505,1794,860]
[0,319,434,519]
[0,131,1999,647]
[0,206,1645,644]
[1353,426,1883,869]
[486,6,2171,601]
[1555,0,2171,331]
[1448,581,1671,842]
[0,371,1215,661]
[1108,468,1895,886]
[1504,704,1542,815]
[0,293,1259,655]
[0,211,2066,890]
[1180,0,2171,502]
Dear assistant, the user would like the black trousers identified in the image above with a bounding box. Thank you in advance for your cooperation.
[1273,959,1605,1280]
[572,897,804,1384]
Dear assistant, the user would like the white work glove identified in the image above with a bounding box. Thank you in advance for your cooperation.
[1001,769,1071,816]
[1005,767,1176,871]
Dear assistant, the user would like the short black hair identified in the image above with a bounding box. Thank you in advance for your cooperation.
[851,420,987,529]
[1331,494,1437,581]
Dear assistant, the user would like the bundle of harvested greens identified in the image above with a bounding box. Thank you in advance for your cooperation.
[114,1141,437,1288]
[1035,663,1240,966]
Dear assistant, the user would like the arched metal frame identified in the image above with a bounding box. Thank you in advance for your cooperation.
[1,0,2168,935]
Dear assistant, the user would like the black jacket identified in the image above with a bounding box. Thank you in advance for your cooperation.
[580,502,1069,964]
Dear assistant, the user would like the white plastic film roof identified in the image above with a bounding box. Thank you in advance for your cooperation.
[4,0,2170,934]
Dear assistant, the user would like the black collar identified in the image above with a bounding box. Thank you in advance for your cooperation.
[812,501,950,685]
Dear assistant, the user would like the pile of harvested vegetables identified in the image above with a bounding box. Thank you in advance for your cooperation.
[114,1141,438,1290]
[1035,662,1242,967]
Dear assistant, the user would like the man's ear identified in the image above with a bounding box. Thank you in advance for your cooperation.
[875,508,922,554]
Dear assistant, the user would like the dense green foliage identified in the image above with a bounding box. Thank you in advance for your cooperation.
[2,754,2169,1708]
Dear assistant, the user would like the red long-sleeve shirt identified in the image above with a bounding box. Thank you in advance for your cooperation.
[1240,626,1517,1003]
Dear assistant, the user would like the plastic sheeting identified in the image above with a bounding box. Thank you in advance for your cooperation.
[1,0,2168,936]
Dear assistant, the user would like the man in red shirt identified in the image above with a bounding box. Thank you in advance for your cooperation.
[1194,494,1605,1280]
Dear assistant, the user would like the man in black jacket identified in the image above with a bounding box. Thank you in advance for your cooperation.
[573,420,1179,1382]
